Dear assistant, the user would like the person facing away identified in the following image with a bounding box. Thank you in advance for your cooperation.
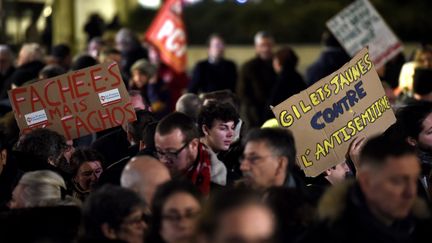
[268,46,307,107]
[189,34,237,94]
[305,30,350,85]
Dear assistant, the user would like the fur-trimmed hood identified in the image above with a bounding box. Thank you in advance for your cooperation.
[317,179,431,224]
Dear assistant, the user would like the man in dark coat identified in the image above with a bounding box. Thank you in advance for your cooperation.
[189,34,237,94]
[298,135,431,243]
[237,31,277,128]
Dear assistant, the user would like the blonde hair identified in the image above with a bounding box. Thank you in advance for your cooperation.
[18,43,44,65]
[17,170,69,208]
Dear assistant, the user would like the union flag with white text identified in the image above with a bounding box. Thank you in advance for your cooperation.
[145,0,187,73]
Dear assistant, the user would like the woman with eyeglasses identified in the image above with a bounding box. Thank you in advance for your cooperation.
[147,180,203,243]
[81,184,148,243]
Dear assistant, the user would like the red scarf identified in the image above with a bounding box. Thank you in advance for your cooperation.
[187,143,211,195]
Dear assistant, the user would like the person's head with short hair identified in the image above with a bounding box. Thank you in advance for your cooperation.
[140,121,158,153]
[357,135,420,224]
[254,31,274,61]
[240,128,296,189]
[273,46,298,74]
[414,45,432,69]
[208,33,225,61]
[149,179,202,243]
[99,47,121,64]
[198,187,275,243]
[155,112,200,176]
[175,93,203,122]
[16,128,69,172]
[38,64,66,79]
[17,43,44,66]
[82,184,147,243]
[200,89,240,113]
[126,109,156,146]
[396,100,432,152]
[0,45,14,75]
[130,58,158,89]
[121,155,171,205]
[51,43,72,70]
[115,28,140,53]
[321,29,342,48]
[71,54,98,71]
[9,170,68,208]
[71,148,104,194]
[87,37,106,59]
[198,102,239,153]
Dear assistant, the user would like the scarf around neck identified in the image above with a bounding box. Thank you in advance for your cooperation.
[187,143,211,195]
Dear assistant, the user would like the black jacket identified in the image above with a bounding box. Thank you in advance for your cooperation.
[297,180,432,243]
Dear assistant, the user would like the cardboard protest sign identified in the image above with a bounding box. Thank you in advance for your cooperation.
[8,62,137,140]
[326,0,403,69]
[271,48,396,177]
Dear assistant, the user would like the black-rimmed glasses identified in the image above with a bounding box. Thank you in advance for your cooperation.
[155,141,190,160]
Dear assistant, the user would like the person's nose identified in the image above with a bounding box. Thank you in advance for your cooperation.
[240,159,250,172]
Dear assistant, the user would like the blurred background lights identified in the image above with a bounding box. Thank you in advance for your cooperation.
[138,0,161,9]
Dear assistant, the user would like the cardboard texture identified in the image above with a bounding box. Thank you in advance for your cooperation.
[272,48,396,177]
[326,0,403,68]
[8,62,137,140]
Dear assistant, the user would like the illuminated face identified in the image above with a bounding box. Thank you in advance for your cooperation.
[418,113,432,152]
[132,70,149,89]
[160,192,201,243]
[208,37,225,60]
[155,129,197,177]
[325,161,351,185]
[359,154,420,221]
[213,204,275,243]
[240,141,281,189]
[203,120,236,152]
[255,37,274,61]
[74,161,103,191]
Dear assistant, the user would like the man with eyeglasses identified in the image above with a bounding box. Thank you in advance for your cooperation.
[240,128,307,192]
[155,112,227,195]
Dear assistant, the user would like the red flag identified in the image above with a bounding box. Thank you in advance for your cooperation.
[145,0,187,73]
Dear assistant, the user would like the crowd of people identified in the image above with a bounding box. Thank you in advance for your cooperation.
[0,24,432,243]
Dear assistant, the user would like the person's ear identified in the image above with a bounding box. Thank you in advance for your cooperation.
[202,125,210,136]
[407,137,417,146]
[324,168,332,177]
[189,138,200,151]
[101,223,117,240]
[47,156,56,166]
[275,156,288,177]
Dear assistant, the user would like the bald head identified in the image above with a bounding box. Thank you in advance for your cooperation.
[121,155,171,205]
